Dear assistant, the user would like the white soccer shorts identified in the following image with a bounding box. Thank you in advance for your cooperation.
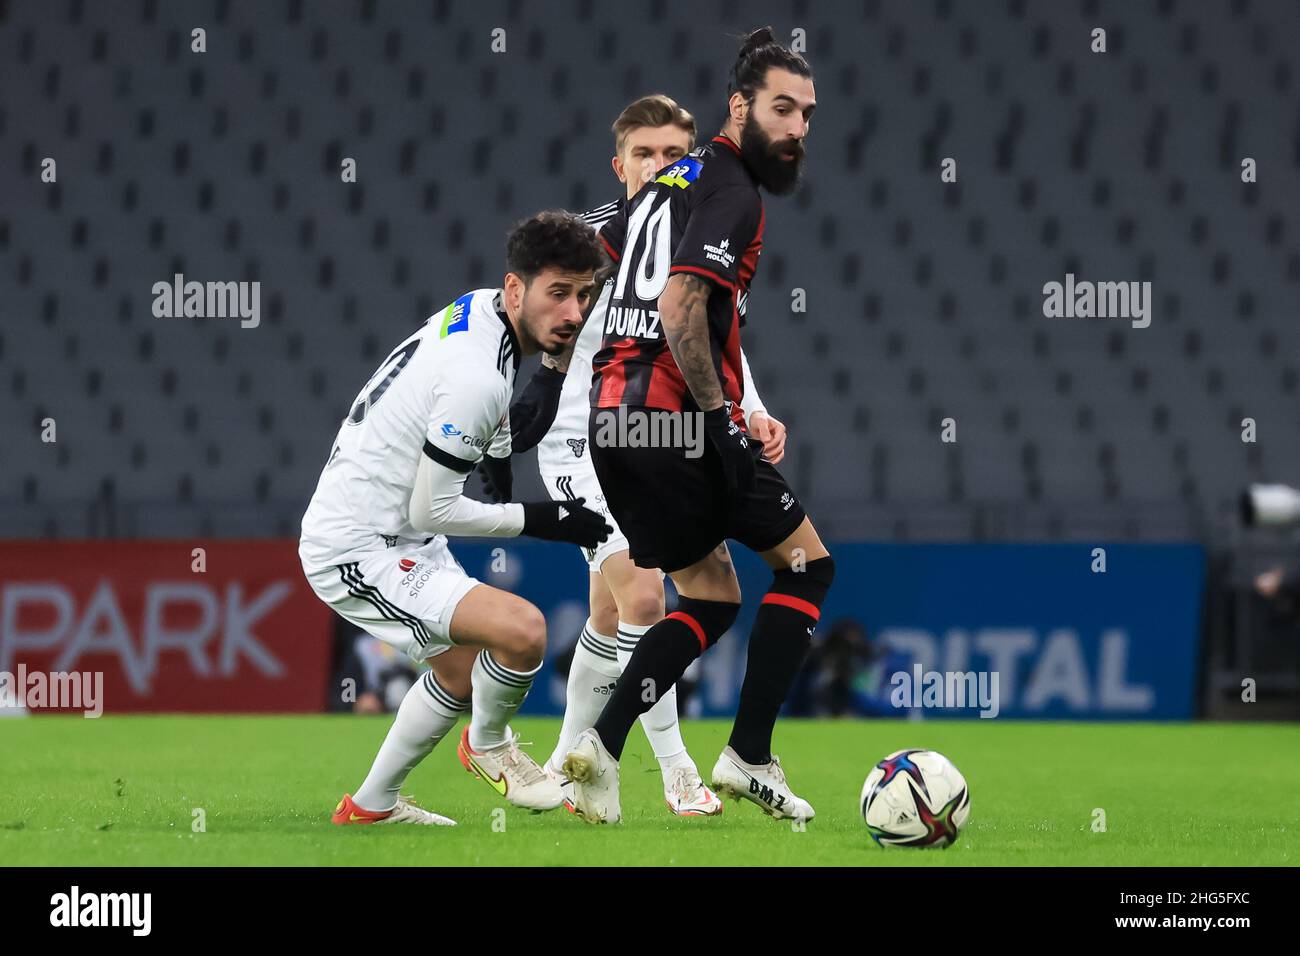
[538,460,630,573]
[303,538,480,663]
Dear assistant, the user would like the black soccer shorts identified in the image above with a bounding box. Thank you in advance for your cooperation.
[589,407,807,573]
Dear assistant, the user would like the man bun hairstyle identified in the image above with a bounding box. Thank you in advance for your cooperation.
[505,210,604,284]
[727,25,813,103]
[612,93,697,154]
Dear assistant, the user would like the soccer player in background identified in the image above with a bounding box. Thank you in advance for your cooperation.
[299,212,611,825]
[563,28,833,824]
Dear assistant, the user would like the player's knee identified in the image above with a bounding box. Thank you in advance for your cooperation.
[670,596,741,651]
[772,554,835,606]
[619,578,666,626]
[502,603,547,665]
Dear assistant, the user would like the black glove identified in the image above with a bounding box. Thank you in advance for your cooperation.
[478,454,513,503]
[703,404,757,495]
[521,497,612,549]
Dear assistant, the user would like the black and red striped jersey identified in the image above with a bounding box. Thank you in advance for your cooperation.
[590,134,764,423]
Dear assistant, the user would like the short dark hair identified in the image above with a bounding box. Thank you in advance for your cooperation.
[505,210,604,283]
[726,26,813,104]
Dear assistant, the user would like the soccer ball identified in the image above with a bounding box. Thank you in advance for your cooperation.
[860,749,970,848]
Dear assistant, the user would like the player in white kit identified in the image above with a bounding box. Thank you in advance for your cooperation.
[486,96,789,816]
[300,211,611,826]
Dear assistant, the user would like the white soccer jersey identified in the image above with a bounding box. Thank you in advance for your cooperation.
[300,288,519,568]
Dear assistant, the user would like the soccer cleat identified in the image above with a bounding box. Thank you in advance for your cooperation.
[664,764,723,816]
[456,726,564,811]
[561,729,621,824]
[544,762,577,813]
[331,793,457,827]
[710,747,815,821]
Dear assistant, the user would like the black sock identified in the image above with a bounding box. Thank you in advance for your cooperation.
[728,605,813,764]
[593,620,700,761]
[729,557,834,764]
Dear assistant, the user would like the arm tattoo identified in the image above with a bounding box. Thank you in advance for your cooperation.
[661,273,724,410]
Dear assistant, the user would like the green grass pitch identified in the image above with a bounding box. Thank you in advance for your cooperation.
[2,716,1296,866]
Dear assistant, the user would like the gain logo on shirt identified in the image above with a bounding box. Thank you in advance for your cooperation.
[438,292,474,338]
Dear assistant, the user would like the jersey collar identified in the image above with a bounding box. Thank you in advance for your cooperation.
[711,133,741,155]
[492,289,522,372]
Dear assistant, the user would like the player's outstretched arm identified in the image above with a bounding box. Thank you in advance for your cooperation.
[410,451,612,548]
[410,450,525,537]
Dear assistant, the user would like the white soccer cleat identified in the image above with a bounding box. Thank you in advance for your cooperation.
[544,761,577,813]
[710,746,815,821]
[561,729,622,824]
[332,793,457,827]
[663,764,722,816]
[457,727,564,811]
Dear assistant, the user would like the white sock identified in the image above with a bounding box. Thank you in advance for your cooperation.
[353,670,468,812]
[618,621,691,774]
[547,620,621,771]
[468,650,540,752]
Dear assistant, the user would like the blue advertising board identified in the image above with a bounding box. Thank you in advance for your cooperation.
[450,541,1205,721]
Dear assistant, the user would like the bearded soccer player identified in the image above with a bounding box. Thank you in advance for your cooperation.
[486,94,789,816]
[562,28,832,824]
[300,211,611,825]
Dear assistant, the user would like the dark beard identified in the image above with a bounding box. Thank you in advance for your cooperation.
[738,112,804,195]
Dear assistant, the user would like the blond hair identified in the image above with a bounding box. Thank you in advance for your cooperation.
[611,94,697,155]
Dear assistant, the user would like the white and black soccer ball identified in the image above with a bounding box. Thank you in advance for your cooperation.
[860,749,970,848]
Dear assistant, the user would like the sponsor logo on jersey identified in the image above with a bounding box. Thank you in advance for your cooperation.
[438,292,474,338]
[460,434,489,450]
[654,157,702,189]
[441,423,462,437]
[780,492,795,512]
[703,237,735,270]
[400,561,437,598]
[567,438,587,458]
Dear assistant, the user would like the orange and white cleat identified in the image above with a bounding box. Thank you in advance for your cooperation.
[664,764,723,817]
[331,793,456,827]
[456,726,563,811]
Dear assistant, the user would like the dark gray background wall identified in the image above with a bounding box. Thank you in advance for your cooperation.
[3,0,1298,541]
